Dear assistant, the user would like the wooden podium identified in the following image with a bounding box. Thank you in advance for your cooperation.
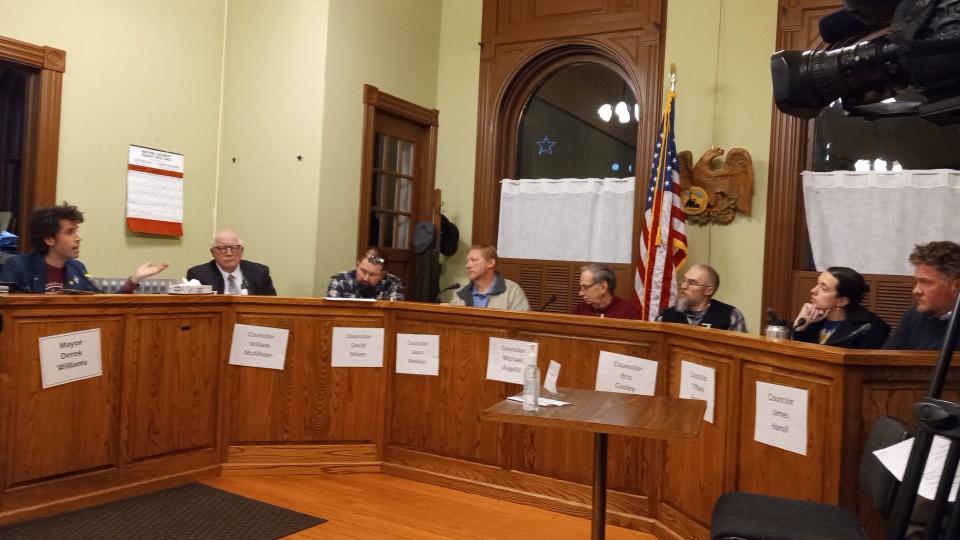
[483,389,705,539]
[0,294,953,539]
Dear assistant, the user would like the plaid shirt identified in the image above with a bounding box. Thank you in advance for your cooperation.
[326,270,404,301]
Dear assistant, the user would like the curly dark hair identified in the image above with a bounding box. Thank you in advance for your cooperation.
[29,203,84,255]
[909,241,960,280]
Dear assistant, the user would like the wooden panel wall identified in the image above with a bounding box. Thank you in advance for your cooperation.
[0,295,948,540]
[0,297,227,525]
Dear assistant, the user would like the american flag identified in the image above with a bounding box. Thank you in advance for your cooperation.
[634,89,687,321]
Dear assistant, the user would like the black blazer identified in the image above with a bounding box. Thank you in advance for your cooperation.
[793,304,890,349]
[185,260,277,296]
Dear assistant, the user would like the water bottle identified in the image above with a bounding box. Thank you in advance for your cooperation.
[522,352,540,412]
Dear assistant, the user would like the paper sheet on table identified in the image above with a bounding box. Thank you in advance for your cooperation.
[508,395,571,407]
[874,435,960,501]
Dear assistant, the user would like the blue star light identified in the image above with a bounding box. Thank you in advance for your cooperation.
[536,135,556,156]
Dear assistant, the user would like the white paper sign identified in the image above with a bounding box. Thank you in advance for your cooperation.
[679,360,716,423]
[332,327,385,367]
[595,351,658,395]
[39,329,103,388]
[396,333,439,376]
[486,338,537,384]
[228,324,290,370]
[754,381,809,455]
[544,360,561,394]
[874,436,960,502]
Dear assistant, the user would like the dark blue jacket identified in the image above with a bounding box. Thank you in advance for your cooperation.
[0,252,99,293]
[884,307,959,351]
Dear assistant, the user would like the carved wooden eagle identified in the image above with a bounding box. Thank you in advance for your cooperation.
[677,147,754,225]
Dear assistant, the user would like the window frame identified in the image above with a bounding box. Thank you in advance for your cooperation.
[0,35,66,251]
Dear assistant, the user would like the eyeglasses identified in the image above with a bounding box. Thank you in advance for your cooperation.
[578,282,600,292]
[212,244,243,254]
[679,277,712,288]
[366,255,386,265]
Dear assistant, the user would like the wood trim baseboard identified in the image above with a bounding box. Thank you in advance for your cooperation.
[221,444,381,475]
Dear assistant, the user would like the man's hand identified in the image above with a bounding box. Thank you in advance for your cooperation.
[793,302,827,331]
[130,261,169,283]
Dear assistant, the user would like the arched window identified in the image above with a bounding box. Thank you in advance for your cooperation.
[515,62,638,179]
[488,49,646,312]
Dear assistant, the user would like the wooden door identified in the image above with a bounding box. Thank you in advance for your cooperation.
[357,86,438,295]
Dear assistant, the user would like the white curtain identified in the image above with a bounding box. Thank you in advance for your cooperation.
[803,169,960,275]
[497,177,635,263]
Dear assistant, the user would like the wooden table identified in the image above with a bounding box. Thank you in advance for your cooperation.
[482,387,706,539]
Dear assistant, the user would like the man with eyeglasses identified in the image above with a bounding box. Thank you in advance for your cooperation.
[572,263,639,319]
[186,229,277,295]
[326,247,404,301]
[657,264,747,332]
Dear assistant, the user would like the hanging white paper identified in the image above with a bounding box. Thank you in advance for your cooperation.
[39,329,103,388]
[874,435,960,502]
[595,351,658,395]
[754,381,809,456]
[396,333,440,376]
[332,327,385,367]
[679,360,716,423]
[228,324,290,370]
[486,337,537,384]
[126,145,184,223]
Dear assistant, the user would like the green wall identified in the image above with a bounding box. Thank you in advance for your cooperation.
[664,0,779,331]
[434,0,483,290]
[313,0,443,294]
[217,0,329,296]
[0,0,226,281]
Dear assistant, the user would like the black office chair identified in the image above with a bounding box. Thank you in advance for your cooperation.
[710,415,912,540]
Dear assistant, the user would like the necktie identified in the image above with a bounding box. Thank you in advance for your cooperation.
[227,274,240,295]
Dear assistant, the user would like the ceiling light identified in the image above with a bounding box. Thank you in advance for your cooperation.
[597,104,612,122]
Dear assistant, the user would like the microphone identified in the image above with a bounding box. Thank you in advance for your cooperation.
[435,283,460,302]
[792,317,807,331]
[828,323,873,347]
[539,294,558,312]
[766,307,787,326]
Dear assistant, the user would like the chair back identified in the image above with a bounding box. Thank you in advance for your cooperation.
[859,415,912,518]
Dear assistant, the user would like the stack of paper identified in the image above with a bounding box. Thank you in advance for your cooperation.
[507,395,571,407]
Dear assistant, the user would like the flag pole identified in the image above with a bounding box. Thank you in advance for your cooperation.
[670,63,677,93]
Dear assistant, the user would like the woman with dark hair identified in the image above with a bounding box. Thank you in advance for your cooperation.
[792,266,891,348]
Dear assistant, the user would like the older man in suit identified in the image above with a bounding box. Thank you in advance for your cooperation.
[186,229,276,295]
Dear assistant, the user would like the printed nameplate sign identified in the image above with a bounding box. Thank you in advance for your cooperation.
[396,333,440,376]
[595,351,657,395]
[754,381,809,456]
[228,324,290,370]
[332,327,385,367]
[486,337,537,385]
[39,329,103,388]
[679,360,717,423]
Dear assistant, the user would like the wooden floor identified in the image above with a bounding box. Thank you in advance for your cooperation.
[204,473,657,539]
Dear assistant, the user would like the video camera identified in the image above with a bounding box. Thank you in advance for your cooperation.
[771,0,960,125]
